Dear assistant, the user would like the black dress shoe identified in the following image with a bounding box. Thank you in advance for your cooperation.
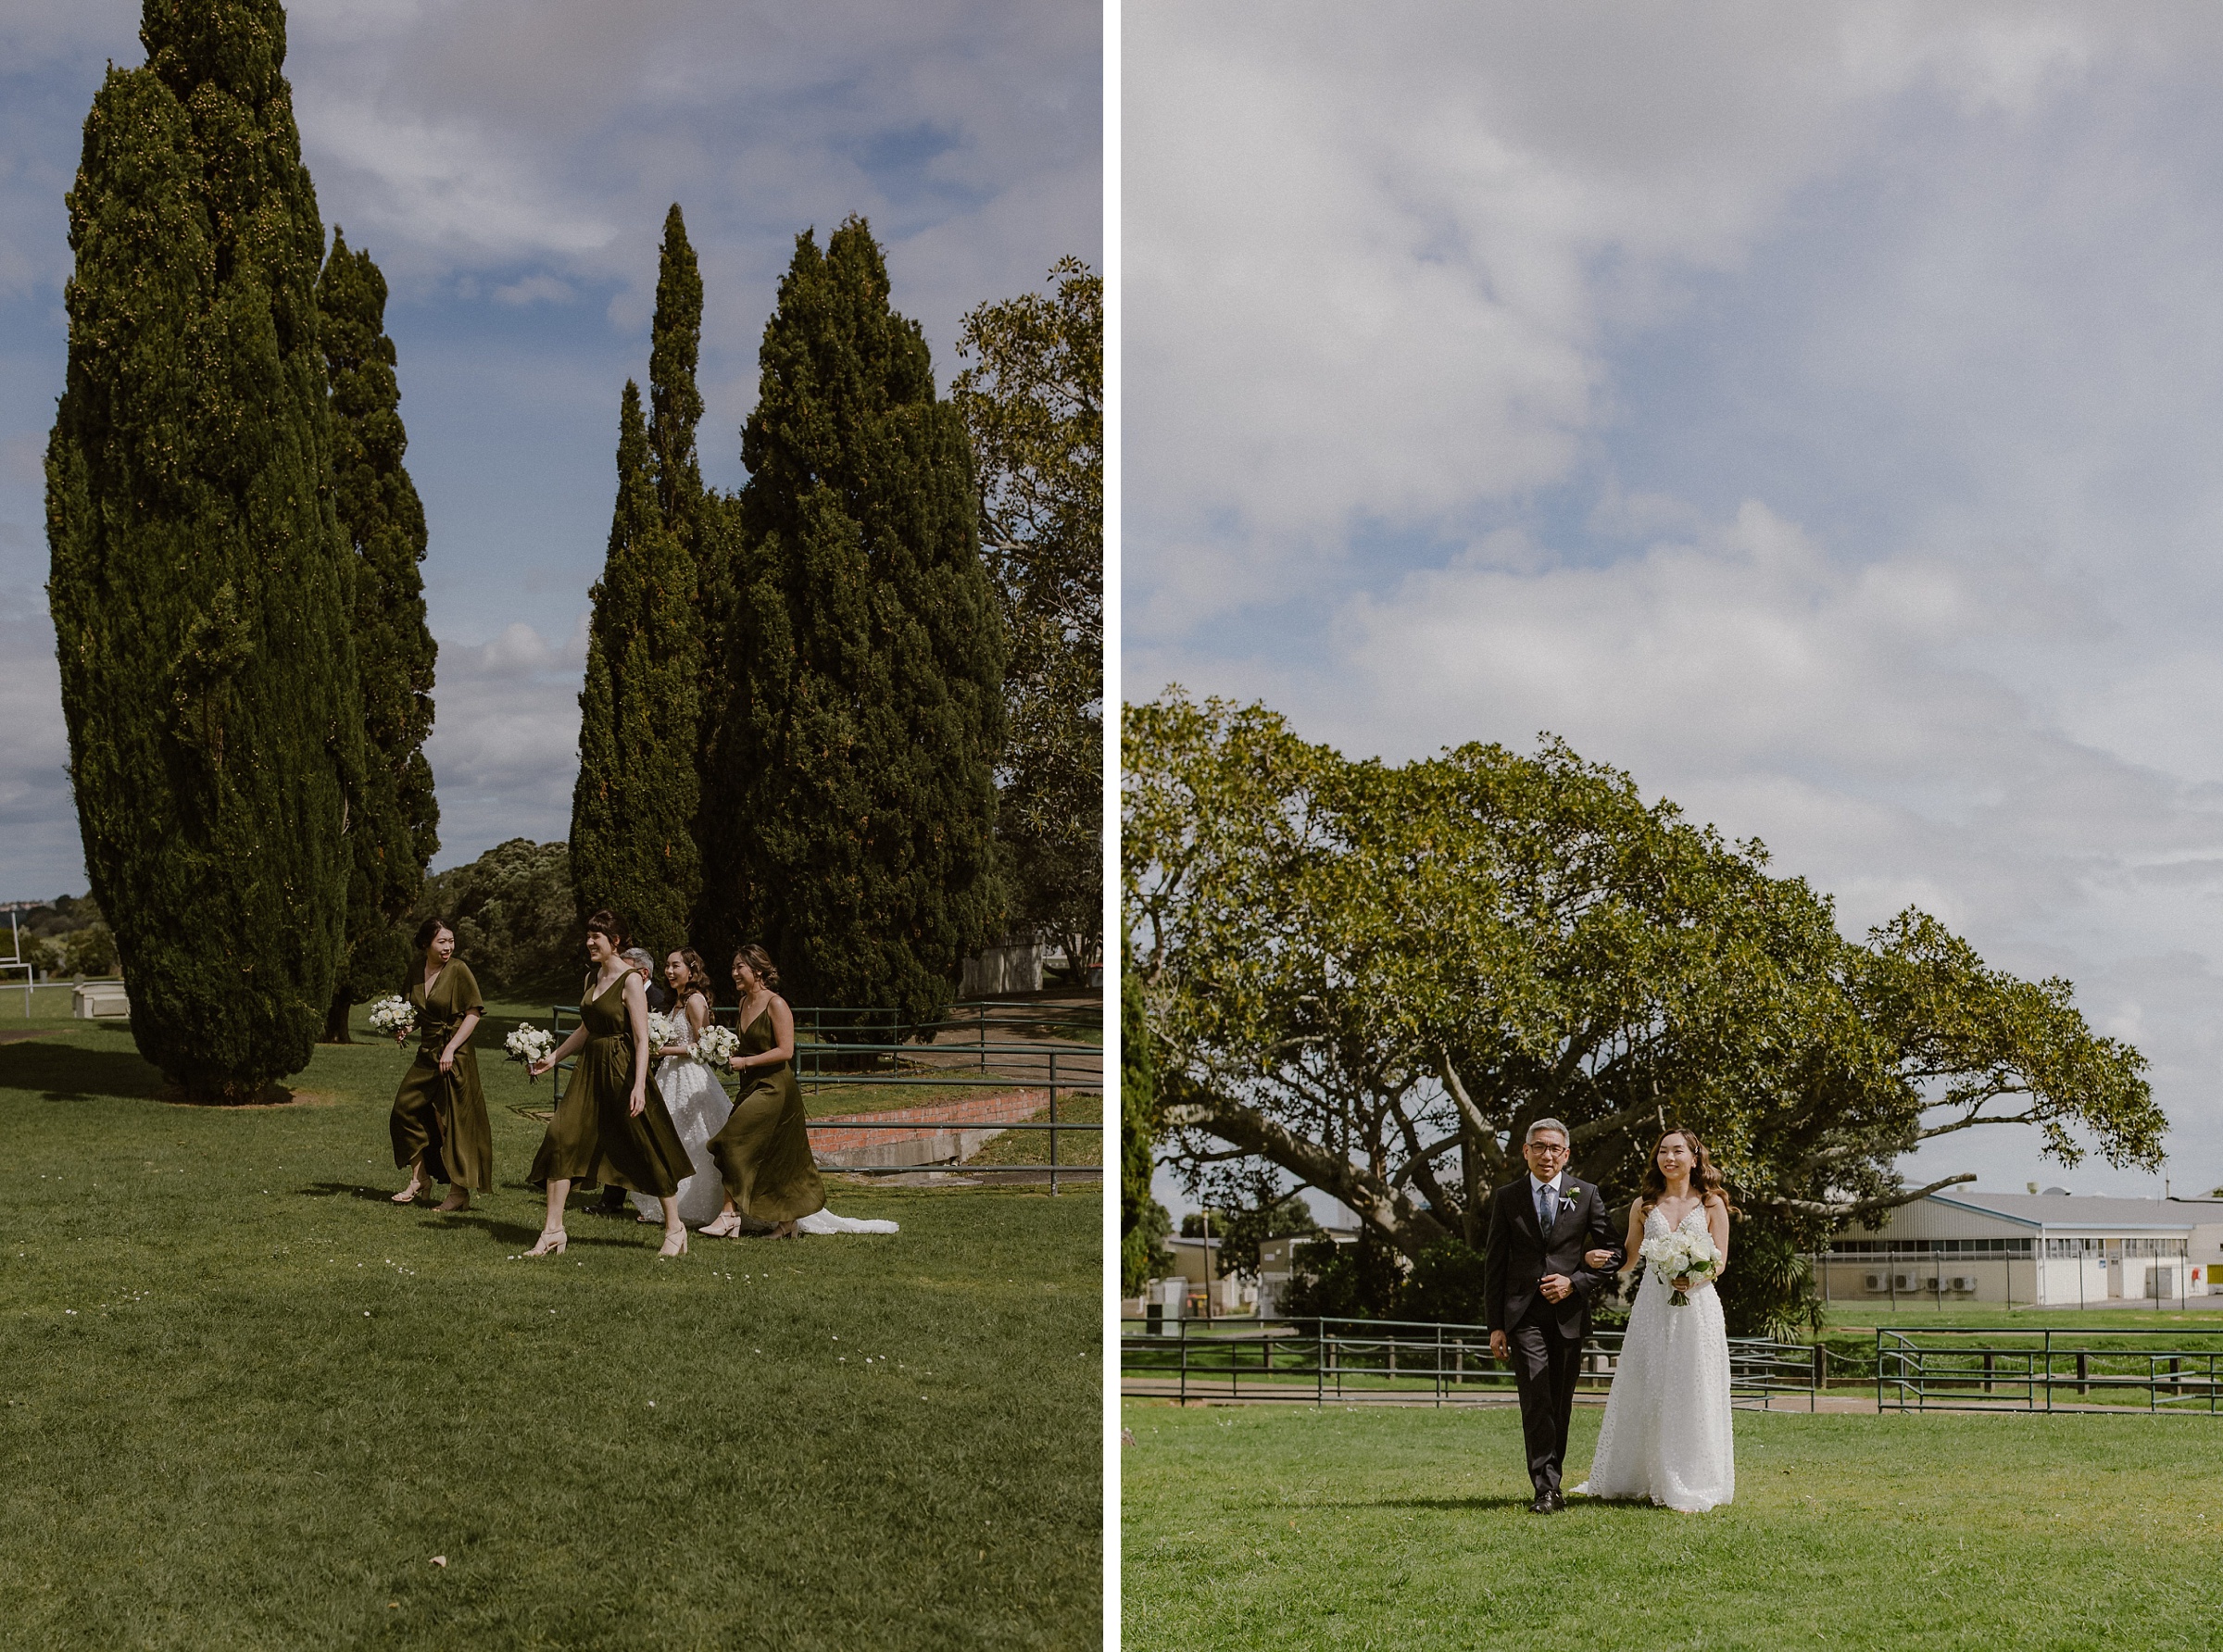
[1547,1489,1566,1510]
[1528,1493,1555,1514]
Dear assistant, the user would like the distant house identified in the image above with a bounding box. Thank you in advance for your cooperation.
[1820,1190,2223,1308]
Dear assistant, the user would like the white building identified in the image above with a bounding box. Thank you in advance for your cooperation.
[1820,1190,2223,1308]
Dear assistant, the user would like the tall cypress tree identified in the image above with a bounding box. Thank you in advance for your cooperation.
[699,219,1004,1024]
[568,381,701,954]
[46,0,361,1101]
[317,228,439,1040]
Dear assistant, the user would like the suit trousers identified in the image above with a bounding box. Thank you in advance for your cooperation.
[1507,1312,1585,1495]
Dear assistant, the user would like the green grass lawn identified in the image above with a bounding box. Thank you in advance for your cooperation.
[964,1096,1103,1169]
[0,1013,1099,1650]
[1122,1400,2223,1650]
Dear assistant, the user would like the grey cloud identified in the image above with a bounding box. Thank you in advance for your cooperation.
[421,617,587,870]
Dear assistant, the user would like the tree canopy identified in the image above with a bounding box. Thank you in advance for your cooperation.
[953,258,1103,978]
[700,218,1003,1024]
[1124,692,2165,1333]
[47,0,361,1100]
[317,227,438,1036]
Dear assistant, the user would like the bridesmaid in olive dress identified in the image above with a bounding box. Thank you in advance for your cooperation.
[388,917,493,1212]
[525,910,694,1257]
[703,945,826,1239]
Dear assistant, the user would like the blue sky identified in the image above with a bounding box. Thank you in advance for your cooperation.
[1127,2,2223,1199]
[0,0,1099,895]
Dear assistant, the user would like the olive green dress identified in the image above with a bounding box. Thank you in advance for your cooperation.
[527,972,692,1197]
[709,1003,826,1222]
[387,960,494,1194]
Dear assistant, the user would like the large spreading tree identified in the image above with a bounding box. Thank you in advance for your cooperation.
[47,0,363,1101]
[317,228,438,1039]
[1124,693,2166,1333]
[952,258,1103,981]
[698,219,1004,1024]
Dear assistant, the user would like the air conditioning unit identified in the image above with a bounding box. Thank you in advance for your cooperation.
[1892,1273,1921,1291]
[1863,1272,1887,1292]
[1949,1276,1977,1294]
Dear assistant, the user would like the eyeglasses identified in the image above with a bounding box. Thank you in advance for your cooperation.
[1525,1141,1569,1155]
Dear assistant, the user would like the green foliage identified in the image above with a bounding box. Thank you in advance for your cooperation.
[1283,1232,1404,1321]
[700,219,1004,1024]
[46,0,362,1101]
[1121,950,1163,1294]
[1714,1217,1824,1339]
[409,840,583,1001]
[952,259,1102,975]
[1124,691,2164,1332]
[316,228,438,1040]
[569,380,701,956]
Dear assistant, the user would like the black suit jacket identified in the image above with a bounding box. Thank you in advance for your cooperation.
[1483,1175,1624,1336]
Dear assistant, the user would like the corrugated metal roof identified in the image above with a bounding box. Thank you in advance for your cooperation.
[1929,1191,2223,1231]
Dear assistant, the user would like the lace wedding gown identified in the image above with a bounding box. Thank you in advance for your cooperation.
[630,1015,734,1226]
[1574,1204,1736,1512]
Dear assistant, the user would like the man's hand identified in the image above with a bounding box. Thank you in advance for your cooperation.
[1582,1248,1617,1270]
[1539,1272,1574,1304]
[1489,1330,1508,1360]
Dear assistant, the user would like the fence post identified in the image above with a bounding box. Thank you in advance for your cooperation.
[2076,1350,2088,1399]
[1813,1343,1825,1412]
[1316,1322,1325,1408]
[1048,1052,1059,1197]
[1436,1323,1445,1408]
[1179,1320,1188,1408]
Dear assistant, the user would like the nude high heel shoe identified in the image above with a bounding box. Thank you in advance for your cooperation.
[525,1228,568,1258]
[658,1227,688,1258]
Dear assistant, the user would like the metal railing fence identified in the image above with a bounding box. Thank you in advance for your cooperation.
[1876,1327,2223,1413]
[1121,1316,1819,1408]
[533,1007,1099,1193]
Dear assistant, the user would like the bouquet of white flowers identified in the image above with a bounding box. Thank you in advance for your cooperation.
[696,1023,738,1067]
[646,1010,683,1053]
[366,995,417,1045]
[1639,1227,1721,1307]
[504,1025,556,1080]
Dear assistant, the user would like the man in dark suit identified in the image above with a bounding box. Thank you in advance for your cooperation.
[1485,1118,1624,1513]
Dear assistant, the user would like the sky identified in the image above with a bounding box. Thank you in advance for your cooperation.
[1126,1,2223,1201]
[0,0,1099,894]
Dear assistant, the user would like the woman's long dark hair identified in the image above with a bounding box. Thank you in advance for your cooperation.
[1638,1127,1737,1215]
[733,944,780,991]
[676,947,711,1002]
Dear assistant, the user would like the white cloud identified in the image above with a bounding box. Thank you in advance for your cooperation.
[421,616,589,868]
[1126,6,2223,1190]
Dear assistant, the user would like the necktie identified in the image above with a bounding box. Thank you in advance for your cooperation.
[1539,1182,1558,1233]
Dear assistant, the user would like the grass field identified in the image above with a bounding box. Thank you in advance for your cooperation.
[0,1003,1100,1650]
[1122,1400,2223,1650]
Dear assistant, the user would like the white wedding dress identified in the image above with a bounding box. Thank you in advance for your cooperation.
[1574,1204,1736,1512]
[630,1011,734,1227]
[634,1004,899,1236]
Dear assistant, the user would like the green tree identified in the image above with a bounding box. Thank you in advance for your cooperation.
[316,228,438,1038]
[700,219,1004,1022]
[46,0,362,1101]
[1124,692,2165,1335]
[569,380,702,955]
[952,259,1102,979]
[1122,951,1165,1295]
[409,839,584,1000]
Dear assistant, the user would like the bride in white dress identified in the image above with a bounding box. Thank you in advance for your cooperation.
[1573,1128,1736,1512]
[631,951,733,1227]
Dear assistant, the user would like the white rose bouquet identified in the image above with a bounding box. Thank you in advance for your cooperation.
[646,1010,683,1053]
[504,1025,556,1080]
[696,1023,738,1066]
[1639,1227,1721,1307]
[367,995,417,1046]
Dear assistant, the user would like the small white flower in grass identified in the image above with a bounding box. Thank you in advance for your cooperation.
[430,1556,446,1568]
